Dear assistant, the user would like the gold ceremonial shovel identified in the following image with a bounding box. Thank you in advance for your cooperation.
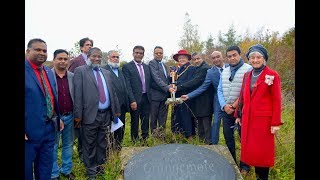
[165,70,183,105]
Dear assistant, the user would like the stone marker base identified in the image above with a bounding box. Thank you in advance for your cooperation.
[118,144,243,180]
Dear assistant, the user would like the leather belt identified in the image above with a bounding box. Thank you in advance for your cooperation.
[97,107,110,113]
[61,111,72,116]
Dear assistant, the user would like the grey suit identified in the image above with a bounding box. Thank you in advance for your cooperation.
[149,59,170,131]
[73,65,120,124]
[73,65,120,177]
[122,60,151,141]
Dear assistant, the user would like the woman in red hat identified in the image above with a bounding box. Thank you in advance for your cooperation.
[170,49,197,140]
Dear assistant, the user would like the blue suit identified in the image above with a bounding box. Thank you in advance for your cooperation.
[25,60,61,180]
[187,64,228,144]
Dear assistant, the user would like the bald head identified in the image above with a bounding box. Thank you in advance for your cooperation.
[211,51,224,68]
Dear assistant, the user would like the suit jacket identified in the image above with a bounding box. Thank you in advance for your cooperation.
[122,60,152,104]
[149,59,170,101]
[103,65,130,112]
[73,65,121,124]
[188,65,223,113]
[188,61,213,117]
[25,60,61,142]
[68,54,86,73]
[51,68,74,103]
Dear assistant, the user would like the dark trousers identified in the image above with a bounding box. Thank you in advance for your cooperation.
[194,115,212,144]
[113,105,127,150]
[172,102,193,138]
[222,112,250,170]
[255,167,269,180]
[25,120,55,180]
[82,109,111,177]
[74,127,83,160]
[150,100,168,130]
[130,94,150,141]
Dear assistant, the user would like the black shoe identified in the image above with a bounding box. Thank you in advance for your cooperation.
[62,172,75,180]
[51,176,60,180]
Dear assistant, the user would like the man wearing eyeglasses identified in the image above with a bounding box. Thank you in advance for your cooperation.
[122,45,152,144]
[102,50,130,151]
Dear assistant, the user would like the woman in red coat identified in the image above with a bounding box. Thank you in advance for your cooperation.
[235,44,283,180]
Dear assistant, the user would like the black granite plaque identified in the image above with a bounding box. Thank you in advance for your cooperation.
[124,143,235,180]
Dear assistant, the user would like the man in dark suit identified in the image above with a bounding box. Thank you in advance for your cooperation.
[149,46,174,136]
[68,37,93,161]
[122,45,152,143]
[181,51,229,145]
[188,52,213,144]
[103,50,130,151]
[73,47,121,179]
[25,38,63,180]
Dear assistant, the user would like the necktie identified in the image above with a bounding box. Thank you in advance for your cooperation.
[94,67,106,103]
[137,63,146,92]
[160,62,167,78]
[38,67,53,118]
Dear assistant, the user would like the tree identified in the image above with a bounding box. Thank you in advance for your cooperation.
[68,42,80,59]
[203,34,215,65]
[178,12,204,54]
[217,23,241,49]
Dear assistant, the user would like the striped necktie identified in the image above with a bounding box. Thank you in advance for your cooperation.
[38,67,53,118]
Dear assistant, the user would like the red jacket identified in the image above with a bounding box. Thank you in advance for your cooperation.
[239,66,283,167]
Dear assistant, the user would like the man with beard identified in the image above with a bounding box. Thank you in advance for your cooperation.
[51,49,75,180]
[73,47,120,179]
[102,50,130,151]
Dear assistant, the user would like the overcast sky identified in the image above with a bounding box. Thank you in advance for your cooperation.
[25,0,295,62]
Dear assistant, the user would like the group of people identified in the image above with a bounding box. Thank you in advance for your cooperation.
[25,36,283,180]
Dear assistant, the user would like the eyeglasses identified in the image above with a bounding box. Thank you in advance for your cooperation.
[111,56,119,58]
[134,52,144,55]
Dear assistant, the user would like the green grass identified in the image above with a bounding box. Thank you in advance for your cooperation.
[57,104,294,179]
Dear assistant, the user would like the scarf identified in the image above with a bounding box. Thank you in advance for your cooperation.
[229,58,244,81]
